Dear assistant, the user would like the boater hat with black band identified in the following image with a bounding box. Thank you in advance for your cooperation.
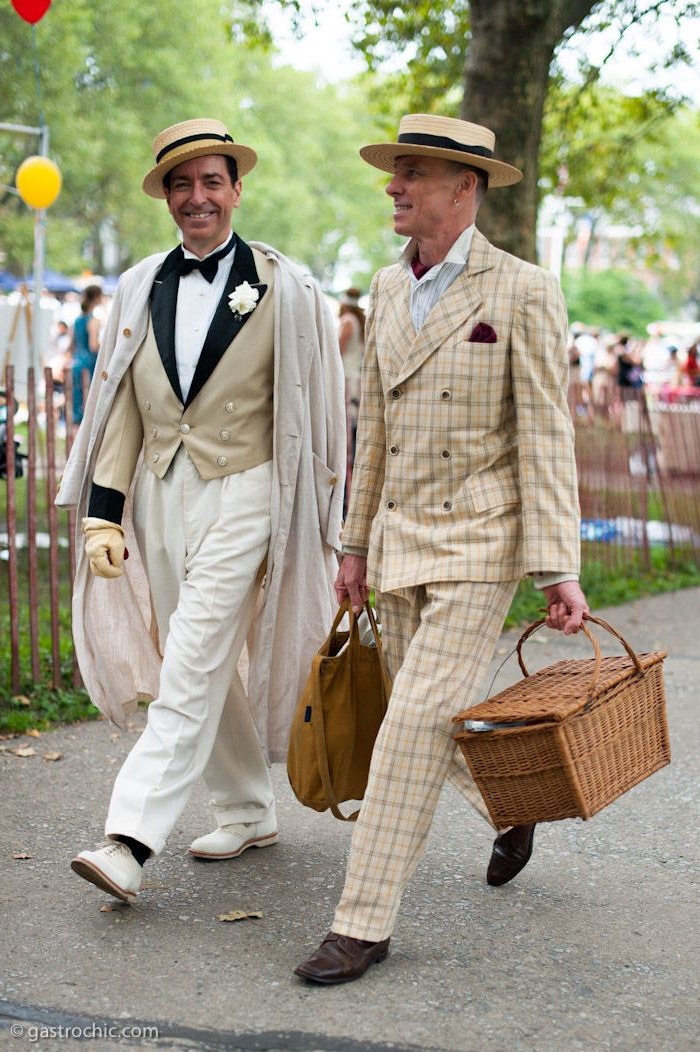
[360,113,522,188]
[142,118,257,199]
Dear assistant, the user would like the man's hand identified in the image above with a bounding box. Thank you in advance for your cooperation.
[82,517,126,579]
[542,580,589,635]
[335,554,369,614]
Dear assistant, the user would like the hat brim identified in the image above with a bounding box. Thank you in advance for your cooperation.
[142,142,257,199]
[359,142,522,188]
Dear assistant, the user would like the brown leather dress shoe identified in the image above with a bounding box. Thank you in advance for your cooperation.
[294,931,390,985]
[487,823,536,886]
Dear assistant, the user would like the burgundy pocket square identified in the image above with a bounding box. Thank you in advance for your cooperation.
[469,323,497,343]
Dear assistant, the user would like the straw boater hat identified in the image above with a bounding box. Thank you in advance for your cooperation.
[142,118,257,199]
[360,113,522,188]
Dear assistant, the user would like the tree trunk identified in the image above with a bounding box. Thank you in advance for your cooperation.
[463,0,594,262]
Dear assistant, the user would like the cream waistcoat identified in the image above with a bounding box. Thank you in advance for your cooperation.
[93,254,275,494]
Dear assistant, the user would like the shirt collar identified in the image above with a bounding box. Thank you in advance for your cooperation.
[400,225,476,278]
[181,231,234,261]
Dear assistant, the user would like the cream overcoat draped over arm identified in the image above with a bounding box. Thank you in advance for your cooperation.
[56,242,346,763]
[342,229,581,589]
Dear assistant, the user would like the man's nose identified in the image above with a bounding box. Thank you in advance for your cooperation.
[386,175,401,196]
[189,179,208,202]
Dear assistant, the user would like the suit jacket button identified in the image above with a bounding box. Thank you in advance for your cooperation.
[440,389,452,400]
[387,500,397,510]
[442,500,452,511]
[389,445,399,455]
[440,449,451,459]
[217,455,228,467]
[390,388,402,399]
[100,370,108,380]
[122,328,132,337]
[179,423,191,434]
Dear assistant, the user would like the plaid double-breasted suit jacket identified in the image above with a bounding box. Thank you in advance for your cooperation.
[342,228,581,593]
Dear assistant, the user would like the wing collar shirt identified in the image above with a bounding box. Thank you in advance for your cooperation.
[401,224,475,332]
[175,233,234,403]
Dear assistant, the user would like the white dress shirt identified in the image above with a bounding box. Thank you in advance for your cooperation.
[174,233,235,403]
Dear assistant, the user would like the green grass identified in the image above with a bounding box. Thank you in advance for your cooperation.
[1,685,99,735]
[503,545,700,629]
[1,472,100,734]
[0,589,100,734]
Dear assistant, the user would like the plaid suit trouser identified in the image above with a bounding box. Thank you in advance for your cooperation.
[332,579,518,941]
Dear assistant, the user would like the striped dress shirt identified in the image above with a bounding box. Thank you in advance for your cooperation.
[402,225,475,331]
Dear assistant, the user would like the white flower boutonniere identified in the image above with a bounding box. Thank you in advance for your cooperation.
[228,281,260,319]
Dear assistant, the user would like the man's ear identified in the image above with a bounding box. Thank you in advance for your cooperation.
[460,169,479,196]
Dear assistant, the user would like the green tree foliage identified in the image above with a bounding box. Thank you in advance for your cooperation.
[236,0,700,262]
[562,268,666,336]
[0,0,395,286]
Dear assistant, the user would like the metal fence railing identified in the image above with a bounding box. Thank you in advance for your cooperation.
[2,367,700,698]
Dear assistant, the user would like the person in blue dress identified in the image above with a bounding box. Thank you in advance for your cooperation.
[71,284,103,425]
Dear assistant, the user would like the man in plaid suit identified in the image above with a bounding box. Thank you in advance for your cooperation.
[295,114,589,985]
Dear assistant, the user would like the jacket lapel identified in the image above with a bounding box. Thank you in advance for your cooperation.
[150,248,183,403]
[185,236,267,408]
[393,229,496,387]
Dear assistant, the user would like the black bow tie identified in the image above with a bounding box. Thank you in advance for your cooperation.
[175,238,235,283]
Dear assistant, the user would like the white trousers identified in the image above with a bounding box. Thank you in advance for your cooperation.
[105,450,275,855]
[332,579,518,941]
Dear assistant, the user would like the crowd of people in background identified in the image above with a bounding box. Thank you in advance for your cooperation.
[6,277,700,451]
[568,323,700,424]
[43,284,106,430]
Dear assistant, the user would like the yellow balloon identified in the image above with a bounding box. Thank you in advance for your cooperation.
[16,155,62,209]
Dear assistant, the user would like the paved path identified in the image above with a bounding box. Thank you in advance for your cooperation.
[1,589,698,1051]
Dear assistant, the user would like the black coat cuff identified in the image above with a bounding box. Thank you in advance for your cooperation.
[88,483,125,525]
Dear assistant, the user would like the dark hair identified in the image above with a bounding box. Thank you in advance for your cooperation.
[162,154,238,192]
[81,284,102,312]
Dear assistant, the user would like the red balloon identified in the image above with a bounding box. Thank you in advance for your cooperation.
[11,0,51,24]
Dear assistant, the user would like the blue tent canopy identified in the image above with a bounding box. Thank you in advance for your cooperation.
[0,271,19,292]
[22,269,81,294]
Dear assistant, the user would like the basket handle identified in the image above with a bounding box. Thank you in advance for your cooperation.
[516,613,645,702]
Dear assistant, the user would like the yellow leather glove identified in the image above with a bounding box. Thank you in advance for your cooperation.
[82,517,126,579]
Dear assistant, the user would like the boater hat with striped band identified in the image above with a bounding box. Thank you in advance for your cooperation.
[142,118,257,199]
[360,113,522,188]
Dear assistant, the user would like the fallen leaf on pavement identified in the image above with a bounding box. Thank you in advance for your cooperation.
[12,852,32,860]
[217,909,263,923]
[26,728,42,738]
[43,751,62,762]
[12,746,37,758]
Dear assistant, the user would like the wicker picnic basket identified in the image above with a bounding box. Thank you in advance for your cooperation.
[452,615,669,830]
